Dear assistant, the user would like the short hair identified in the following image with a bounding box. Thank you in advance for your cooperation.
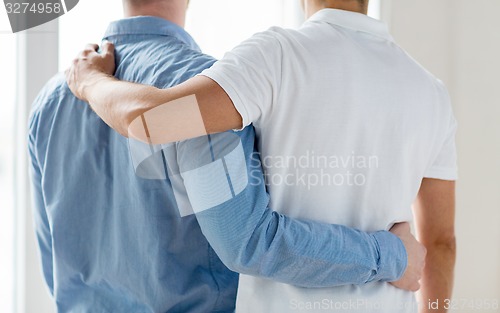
[319,0,368,7]
[352,0,368,5]
[123,0,167,6]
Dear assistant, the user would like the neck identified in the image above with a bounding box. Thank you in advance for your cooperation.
[123,1,187,28]
[305,0,368,19]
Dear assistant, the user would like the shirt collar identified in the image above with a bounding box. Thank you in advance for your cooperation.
[308,9,393,42]
[103,16,200,51]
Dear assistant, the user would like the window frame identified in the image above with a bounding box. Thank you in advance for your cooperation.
[14,20,58,313]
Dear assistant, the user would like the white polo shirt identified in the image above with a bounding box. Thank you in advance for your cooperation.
[202,8,457,313]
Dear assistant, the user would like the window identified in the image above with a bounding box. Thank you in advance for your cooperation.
[187,0,381,59]
[186,0,304,59]
[59,0,122,71]
[0,9,16,313]
[59,0,303,66]
[58,0,381,66]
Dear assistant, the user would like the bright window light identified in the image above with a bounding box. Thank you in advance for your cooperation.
[59,0,122,71]
[187,0,381,60]
[186,0,303,59]
[59,0,381,67]
[0,8,16,313]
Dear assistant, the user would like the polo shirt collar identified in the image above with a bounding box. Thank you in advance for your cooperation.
[308,9,393,42]
[103,16,200,51]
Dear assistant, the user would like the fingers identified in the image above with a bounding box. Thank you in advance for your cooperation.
[101,40,115,56]
[394,222,410,230]
[78,43,99,59]
[84,43,99,52]
[64,68,72,86]
[390,279,421,292]
[388,221,427,293]
[389,221,410,234]
[409,282,421,292]
[65,41,116,101]
[79,42,114,57]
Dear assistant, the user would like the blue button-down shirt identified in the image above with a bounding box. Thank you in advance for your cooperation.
[29,16,407,313]
[29,17,237,313]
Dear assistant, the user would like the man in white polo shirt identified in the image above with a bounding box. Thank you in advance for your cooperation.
[67,0,457,312]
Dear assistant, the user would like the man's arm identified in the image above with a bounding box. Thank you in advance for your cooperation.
[414,178,456,312]
[171,131,424,290]
[66,43,241,140]
[28,119,55,295]
[68,42,426,290]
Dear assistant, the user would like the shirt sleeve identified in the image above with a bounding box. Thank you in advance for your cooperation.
[200,29,283,129]
[424,89,458,181]
[175,129,407,287]
[28,111,55,295]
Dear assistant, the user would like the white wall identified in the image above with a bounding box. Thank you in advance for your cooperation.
[387,0,500,311]
[452,1,500,306]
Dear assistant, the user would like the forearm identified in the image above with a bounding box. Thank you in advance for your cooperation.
[81,73,242,144]
[196,193,407,287]
[177,131,407,287]
[419,240,456,313]
[68,43,242,140]
[82,73,169,136]
[414,178,456,312]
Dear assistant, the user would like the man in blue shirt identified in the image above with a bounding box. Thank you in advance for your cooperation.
[29,0,424,312]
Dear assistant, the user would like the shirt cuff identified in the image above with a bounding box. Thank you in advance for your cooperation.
[370,230,408,282]
[424,166,458,181]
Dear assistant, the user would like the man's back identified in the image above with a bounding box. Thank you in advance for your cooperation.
[202,9,457,313]
[29,16,237,313]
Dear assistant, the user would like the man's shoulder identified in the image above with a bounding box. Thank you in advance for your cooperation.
[239,26,292,48]
[115,38,217,88]
[31,72,74,113]
[157,48,217,86]
[29,72,85,136]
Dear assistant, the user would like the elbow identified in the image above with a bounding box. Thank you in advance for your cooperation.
[212,232,273,277]
[442,236,457,253]
[213,242,241,272]
[200,223,257,275]
[215,239,261,276]
[222,258,249,275]
[425,235,457,256]
[202,208,282,277]
[444,236,457,251]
